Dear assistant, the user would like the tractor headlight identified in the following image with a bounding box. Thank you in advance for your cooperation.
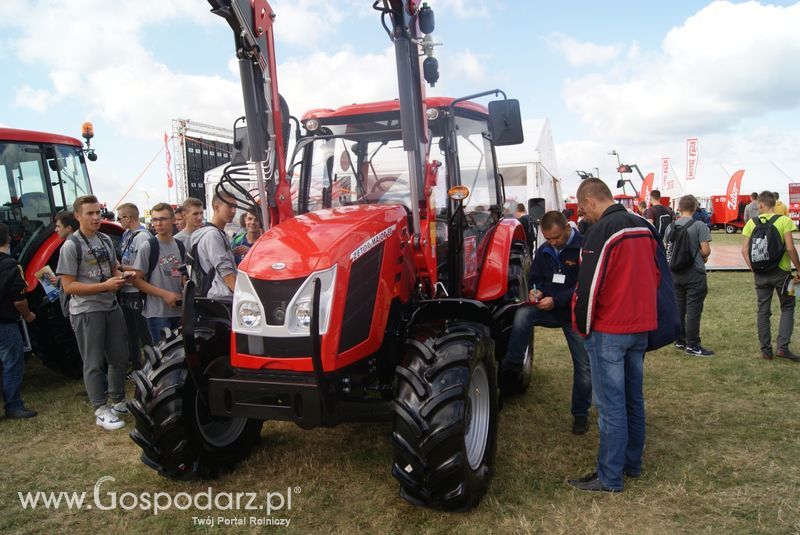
[238,301,262,328]
[293,298,312,328]
[287,265,337,335]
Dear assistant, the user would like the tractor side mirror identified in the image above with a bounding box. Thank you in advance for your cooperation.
[488,99,524,146]
[231,124,251,166]
[616,179,625,189]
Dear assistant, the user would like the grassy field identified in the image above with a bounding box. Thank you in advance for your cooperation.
[2,262,799,534]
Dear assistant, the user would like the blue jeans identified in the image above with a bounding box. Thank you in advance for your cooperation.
[147,317,181,345]
[506,306,592,417]
[584,331,647,490]
[0,322,26,413]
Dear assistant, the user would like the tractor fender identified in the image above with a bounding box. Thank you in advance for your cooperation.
[182,280,234,391]
[475,219,527,301]
[410,298,498,342]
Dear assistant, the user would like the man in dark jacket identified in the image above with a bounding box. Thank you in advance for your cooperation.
[568,178,659,493]
[502,211,591,434]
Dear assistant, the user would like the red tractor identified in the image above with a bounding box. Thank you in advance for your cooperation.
[129,0,530,510]
[0,125,117,377]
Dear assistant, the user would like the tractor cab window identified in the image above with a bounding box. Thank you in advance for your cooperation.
[46,145,91,212]
[293,120,411,214]
[454,116,499,229]
[0,142,53,257]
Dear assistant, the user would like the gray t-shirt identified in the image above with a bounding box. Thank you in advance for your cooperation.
[133,238,184,319]
[743,201,759,223]
[174,229,192,250]
[190,225,237,299]
[56,232,119,315]
[665,216,712,274]
[120,228,151,294]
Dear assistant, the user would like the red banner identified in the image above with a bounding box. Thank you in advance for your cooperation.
[789,183,800,226]
[164,132,173,188]
[725,170,745,222]
[639,172,655,204]
[686,138,698,180]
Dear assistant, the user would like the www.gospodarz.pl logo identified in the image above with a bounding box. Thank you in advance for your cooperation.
[18,476,296,525]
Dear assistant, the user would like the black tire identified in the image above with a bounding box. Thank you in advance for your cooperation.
[128,329,262,479]
[725,224,738,234]
[391,321,499,511]
[30,298,82,379]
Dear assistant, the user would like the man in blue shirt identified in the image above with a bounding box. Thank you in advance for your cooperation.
[502,211,591,434]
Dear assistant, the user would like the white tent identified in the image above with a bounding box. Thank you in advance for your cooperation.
[494,118,563,215]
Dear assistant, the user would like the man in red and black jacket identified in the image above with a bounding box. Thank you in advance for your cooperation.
[567,178,659,493]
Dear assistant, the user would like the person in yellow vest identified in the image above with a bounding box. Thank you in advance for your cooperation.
[773,191,789,217]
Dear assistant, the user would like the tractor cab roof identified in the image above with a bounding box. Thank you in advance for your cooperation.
[0,127,83,147]
[302,97,489,121]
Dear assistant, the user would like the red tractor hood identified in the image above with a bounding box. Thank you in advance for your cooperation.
[241,204,408,280]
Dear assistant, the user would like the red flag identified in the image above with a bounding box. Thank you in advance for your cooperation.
[164,132,173,188]
[725,170,745,222]
[639,172,655,205]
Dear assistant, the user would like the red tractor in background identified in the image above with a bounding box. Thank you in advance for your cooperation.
[128,0,530,510]
[0,125,117,378]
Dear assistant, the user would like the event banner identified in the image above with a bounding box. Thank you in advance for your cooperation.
[725,170,745,223]
[686,138,698,180]
[661,158,671,191]
[639,173,655,204]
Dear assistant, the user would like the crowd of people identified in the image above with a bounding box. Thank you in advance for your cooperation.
[506,181,799,492]
[0,191,258,428]
[1,182,798,497]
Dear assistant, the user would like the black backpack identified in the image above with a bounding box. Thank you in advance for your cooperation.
[748,215,785,272]
[145,236,186,282]
[186,224,227,297]
[650,205,674,239]
[665,219,698,273]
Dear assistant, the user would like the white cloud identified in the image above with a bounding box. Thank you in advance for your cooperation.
[13,86,54,113]
[563,1,800,141]
[433,0,490,19]
[271,0,344,47]
[545,32,623,67]
[449,50,487,83]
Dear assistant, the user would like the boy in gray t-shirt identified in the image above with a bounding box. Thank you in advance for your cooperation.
[190,192,238,299]
[117,203,152,369]
[55,195,130,431]
[132,204,185,343]
[664,195,713,357]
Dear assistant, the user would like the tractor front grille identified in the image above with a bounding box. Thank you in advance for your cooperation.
[249,276,306,326]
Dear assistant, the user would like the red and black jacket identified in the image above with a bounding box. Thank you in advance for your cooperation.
[573,204,660,336]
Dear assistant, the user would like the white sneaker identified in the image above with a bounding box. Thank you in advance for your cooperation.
[111,400,130,417]
[95,406,125,430]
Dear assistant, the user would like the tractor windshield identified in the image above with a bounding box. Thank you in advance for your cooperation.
[292,120,412,213]
[0,141,91,258]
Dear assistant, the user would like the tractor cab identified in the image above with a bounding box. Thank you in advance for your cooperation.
[290,96,521,297]
[0,128,94,261]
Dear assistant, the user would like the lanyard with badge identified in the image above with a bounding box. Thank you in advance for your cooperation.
[77,231,113,282]
[550,248,567,284]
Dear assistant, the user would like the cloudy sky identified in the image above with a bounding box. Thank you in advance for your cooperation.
[1,0,799,211]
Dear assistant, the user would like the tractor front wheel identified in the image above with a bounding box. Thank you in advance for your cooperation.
[725,224,738,234]
[128,329,262,478]
[391,321,499,511]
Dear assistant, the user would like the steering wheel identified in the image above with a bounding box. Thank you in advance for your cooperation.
[370,176,398,194]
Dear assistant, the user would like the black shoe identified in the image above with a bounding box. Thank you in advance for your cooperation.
[572,415,588,435]
[776,348,800,362]
[501,359,523,374]
[624,470,641,478]
[567,472,620,493]
[6,407,37,419]
[674,341,686,350]
[685,345,714,357]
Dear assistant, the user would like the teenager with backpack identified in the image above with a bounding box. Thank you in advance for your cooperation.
[644,190,675,240]
[742,191,800,361]
[56,195,130,430]
[117,202,152,369]
[664,195,713,356]
[132,203,185,344]
[190,191,238,299]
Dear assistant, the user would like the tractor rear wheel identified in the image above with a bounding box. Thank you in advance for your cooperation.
[391,321,499,511]
[128,329,262,478]
[30,297,82,379]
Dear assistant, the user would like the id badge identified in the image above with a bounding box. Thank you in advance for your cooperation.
[553,273,566,284]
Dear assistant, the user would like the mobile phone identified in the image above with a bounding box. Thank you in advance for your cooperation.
[121,271,134,279]
[175,299,183,306]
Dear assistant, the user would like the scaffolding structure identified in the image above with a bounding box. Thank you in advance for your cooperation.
[171,119,234,204]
